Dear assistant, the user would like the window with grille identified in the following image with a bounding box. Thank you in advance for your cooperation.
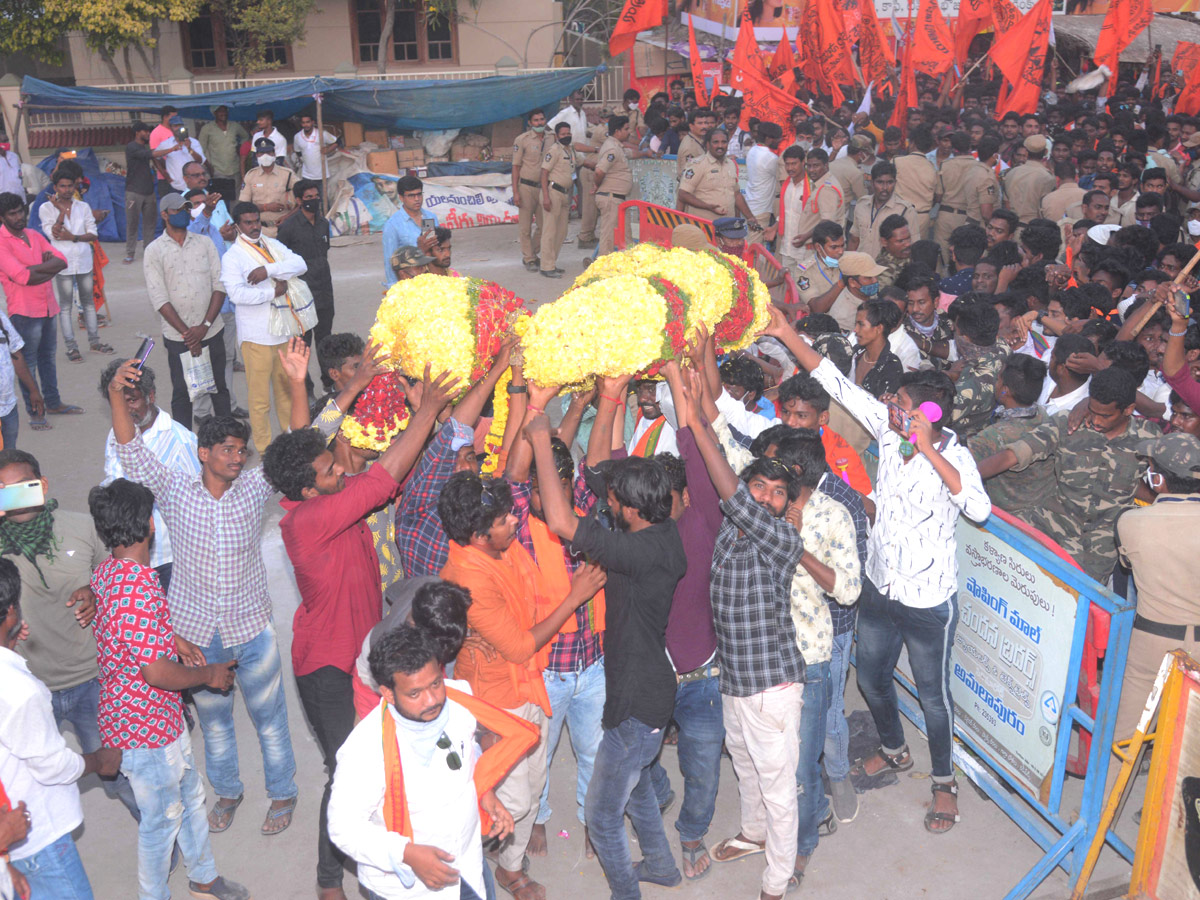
[350,0,458,66]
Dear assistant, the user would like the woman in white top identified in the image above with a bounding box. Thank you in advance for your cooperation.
[37,163,113,360]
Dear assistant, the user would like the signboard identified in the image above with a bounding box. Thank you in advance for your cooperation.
[950,518,1079,795]
[346,172,518,232]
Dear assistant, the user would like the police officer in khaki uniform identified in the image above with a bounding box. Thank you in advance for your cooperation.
[895,127,939,240]
[829,134,876,223]
[675,108,713,182]
[934,132,995,251]
[539,122,577,279]
[849,161,919,260]
[576,116,608,249]
[594,116,635,255]
[1003,135,1057,229]
[512,109,549,271]
[677,130,757,224]
[238,136,296,237]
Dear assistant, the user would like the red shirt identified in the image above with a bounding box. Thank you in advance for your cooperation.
[0,225,65,318]
[821,427,872,497]
[280,463,398,677]
[91,557,185,750]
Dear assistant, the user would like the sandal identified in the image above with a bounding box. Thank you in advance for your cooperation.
[66,348,83,363]
[711,833,766,863]
[46,404,83,415]
[90,342,115,354]
[850,745,914,780]
[818,809,838,837]
[261,796,297,835]
[207,794,243,833]
[680,839,712,881]
[924,781,960,834]
[495,870,543,900]
[29,418,51,431]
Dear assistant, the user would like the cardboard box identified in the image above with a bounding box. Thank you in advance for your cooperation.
[489,117,524,152]
[366,150,399,175]
[341,122,364,147]
[396,148,425,166]
[364,129,388,146]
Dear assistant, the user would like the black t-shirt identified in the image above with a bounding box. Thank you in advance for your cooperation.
[125,140,155,195]
[570,515,686,731]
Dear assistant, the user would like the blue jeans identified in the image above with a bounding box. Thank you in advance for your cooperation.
[650,674,724,843]
[189,621,298,801]
[585,717,679,900]
[366,867,492,900]
[824,630,854,782]
[536,657,606,826]
[796,660,831,857]
[1,407,19,449]
[9,313,61,413]
[855,578,959,779]
[51,273,98,352]
[11,832,94,900]
[51,677,139,819]
[122,730,219,900]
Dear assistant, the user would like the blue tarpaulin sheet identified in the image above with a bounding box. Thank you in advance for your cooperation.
[19,68,601,129]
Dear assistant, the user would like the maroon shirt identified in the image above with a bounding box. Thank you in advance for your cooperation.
[280,463,398,676]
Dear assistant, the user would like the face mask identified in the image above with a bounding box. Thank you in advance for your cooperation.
[532,125,546,133]
[859,282,880,297]
[1143,469,1164,491]
[257,154,275,168]
[820,254,840,269]
[1188,220,1200,237]
[0,144,10,153]
[558,136,572,147]
[302,199,321,213]
[627,102,637,111]
[167,209,191,228]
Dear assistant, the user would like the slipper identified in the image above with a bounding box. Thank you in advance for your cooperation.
[122,256,135,264]
[681,840,712,881]
[494,870,542,900]
[46,404,83,415]
[29,418,51,431]
[711,834,766,863]
[261,796,297,835]
[207,794,243,833]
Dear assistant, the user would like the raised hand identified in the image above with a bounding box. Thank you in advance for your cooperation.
[277,336,311,383]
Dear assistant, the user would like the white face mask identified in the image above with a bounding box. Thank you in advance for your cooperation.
[627,102,637,111]
[1188,219,1200,237]
[257,154,275,168]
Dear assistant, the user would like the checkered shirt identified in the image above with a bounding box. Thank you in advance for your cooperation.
[817,472,869,636]
[115,435,274,646]
[395,418,473,578]
[710,484,807,698]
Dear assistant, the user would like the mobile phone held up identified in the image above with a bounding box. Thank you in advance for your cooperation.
[1175,289,1191,321]
[0,479,45,514]
[886,400,912,437]
[135,337,155,371]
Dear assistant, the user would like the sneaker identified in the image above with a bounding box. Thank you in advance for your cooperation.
[188,876,251,900]
[232,406,250,419]
[829,777,859,824]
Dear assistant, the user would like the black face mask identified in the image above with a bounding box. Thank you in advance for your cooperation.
[302,199,321,213]
[558,136,572,147]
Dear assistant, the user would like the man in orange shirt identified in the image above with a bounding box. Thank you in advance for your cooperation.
[438,472,605,900]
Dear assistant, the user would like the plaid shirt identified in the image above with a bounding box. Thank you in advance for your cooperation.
[115,436,274,647]
[710,484,806,698]
[817,473,869,636]
[509,477,603,673]
[395,418,473,578]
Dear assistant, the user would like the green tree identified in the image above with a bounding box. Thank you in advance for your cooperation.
[374,0,478,74]
[209,0,315,79]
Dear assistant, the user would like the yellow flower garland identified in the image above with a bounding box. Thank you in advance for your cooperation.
[480,369,512,475]
[368,274,478,388]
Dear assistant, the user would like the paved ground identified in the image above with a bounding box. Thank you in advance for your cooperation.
[27,220,1140,899]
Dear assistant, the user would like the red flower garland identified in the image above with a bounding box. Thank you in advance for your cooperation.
[639,276,690,378]
[466,279,528,382]
[349,371,409,443]
[707,251,756,348]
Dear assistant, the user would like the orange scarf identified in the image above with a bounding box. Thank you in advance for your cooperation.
[631,412,665,457]
[380,688,539,838]
[442,542,552,715]
[527,513,606,640]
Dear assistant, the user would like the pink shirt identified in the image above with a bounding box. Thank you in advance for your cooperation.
[0,225,64,318]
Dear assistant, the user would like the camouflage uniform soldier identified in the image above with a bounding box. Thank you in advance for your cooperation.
[968,406,1053,515]
[950,347,1008,438]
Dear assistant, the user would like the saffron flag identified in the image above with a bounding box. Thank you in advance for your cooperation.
[768,28,796,80]
[732,57,810,141]
[803,0,856,105]
[1174,42,1200,115]
[609,0,668,58]
[858,0,896,89]
[842,0,864,44]
[730,10,769,93]
[687,14,709,107]
[911,0,955,78]
[888,10,916,132]
[954,0,991,69]
[992,0,1053,118]
[991,0,1021,36]
[1094,0,1155,92]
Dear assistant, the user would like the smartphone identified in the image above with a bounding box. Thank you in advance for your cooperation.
[135,337,154,371]
[1175,289,1191,320]
[0,480,45,514]
[886,401,912,436]
[178,126,188,138]
[421,216,435,231]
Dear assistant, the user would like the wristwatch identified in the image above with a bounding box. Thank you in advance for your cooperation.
[506,384,528,395]
[202,319,213,328]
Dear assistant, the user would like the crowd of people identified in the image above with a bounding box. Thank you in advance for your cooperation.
[0,66,1200,900]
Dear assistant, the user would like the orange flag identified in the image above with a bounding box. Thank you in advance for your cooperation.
[992,0,1052,118]
[768,28,796,80]
[888,11,916,133]
[910,0,955,78]
[609,0,668,57]
[954,0,991,69]
[802,0,856,105]
[730,9,769,94]
[1094,0,1155,91]
[842,0,864,44]
[859,0,896,89]
[990,0,1021,36]
[686,14,709,108]
[1174,42,1200,115]
[731,57,809,141]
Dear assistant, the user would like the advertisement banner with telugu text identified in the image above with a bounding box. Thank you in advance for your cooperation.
[347,172,518,233]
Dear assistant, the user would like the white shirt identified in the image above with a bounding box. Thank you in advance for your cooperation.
[0,311,24,418]
[627,410,678,457]
[38,198,96,275]
[1038,377,1089,417]
[715,387,778,439]
[252,128,289,160]
[546,106,589,145]
[328,683,485,900]
[221,234,308,346]
[744,145,781,219]
[850,328,922,373]
[158,137,207,192]
[813,357,991,608]
[104,408,201,568]
[0,646,85,861]
[1139,369,1171,406]
[294,128,337,179]
[0,150,21,197]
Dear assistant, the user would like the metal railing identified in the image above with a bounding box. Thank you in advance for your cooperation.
[28,81,171,128]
